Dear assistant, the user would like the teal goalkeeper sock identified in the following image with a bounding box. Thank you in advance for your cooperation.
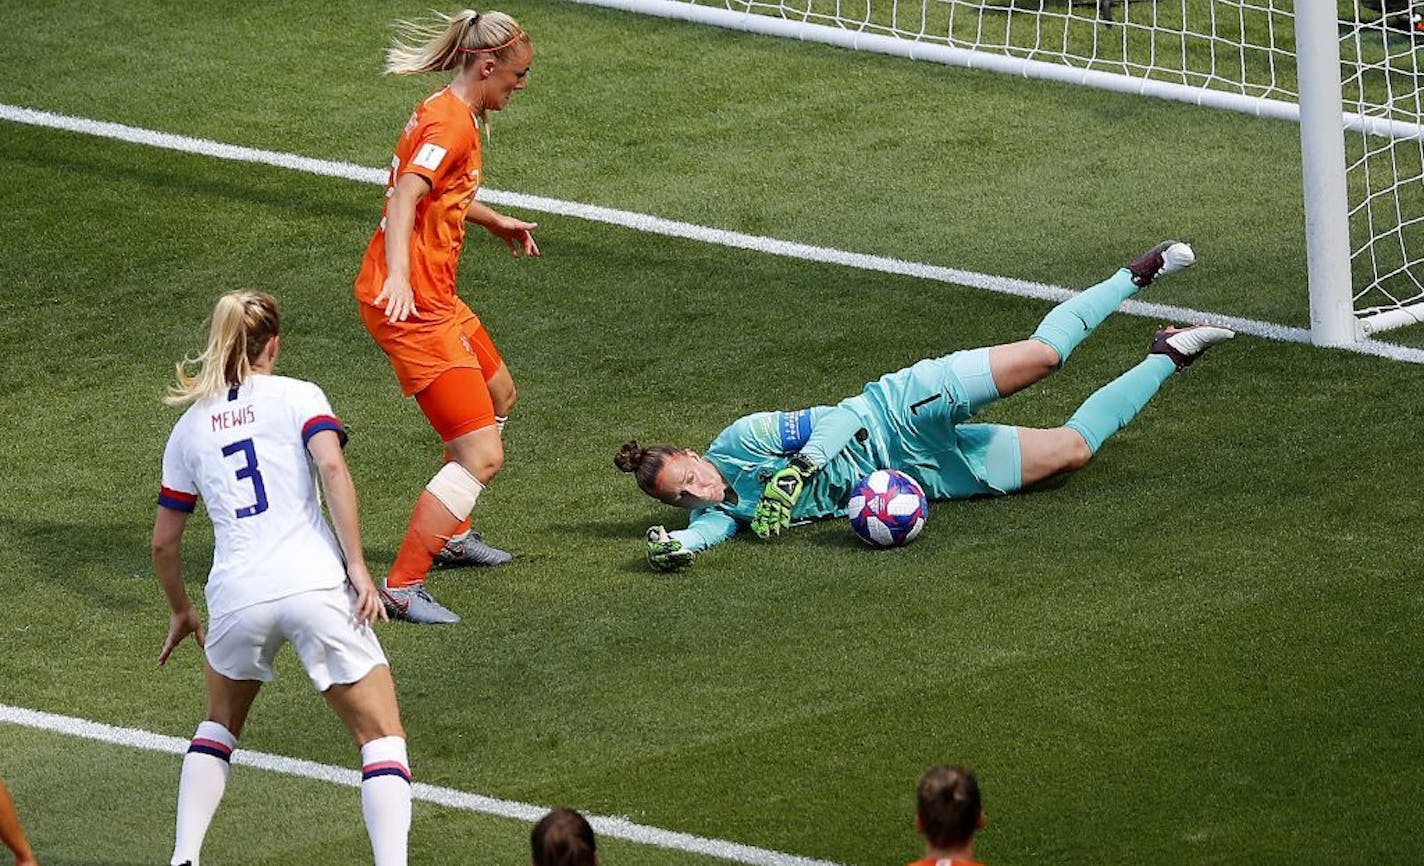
[1031,268,1139,364]
[1064,354,1176,454]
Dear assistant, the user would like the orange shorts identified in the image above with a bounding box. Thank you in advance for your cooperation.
[359,300,504,396]
[360,301,506,441]
[415,366,496,442]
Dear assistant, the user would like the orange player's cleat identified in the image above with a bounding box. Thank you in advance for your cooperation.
[434,530,512,568]
[380,582,460,625]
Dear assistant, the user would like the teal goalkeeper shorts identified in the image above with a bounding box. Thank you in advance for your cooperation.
[855,347,1024,498]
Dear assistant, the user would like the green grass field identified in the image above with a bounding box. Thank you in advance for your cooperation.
[1,2,1422,864]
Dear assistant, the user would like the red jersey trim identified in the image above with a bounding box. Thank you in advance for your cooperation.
[157,486,198,513]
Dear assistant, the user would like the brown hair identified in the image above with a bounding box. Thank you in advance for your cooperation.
[614,440,680,496]
[166,291,280,407]
[917,765,982,850]
[531,808,596,866]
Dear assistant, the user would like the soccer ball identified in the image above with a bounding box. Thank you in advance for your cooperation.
[848,469,928,548]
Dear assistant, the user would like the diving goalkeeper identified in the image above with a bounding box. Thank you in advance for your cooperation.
[614,242,1233,572]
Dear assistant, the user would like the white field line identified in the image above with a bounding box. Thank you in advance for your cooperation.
[0,704,844,866]
[4,102,1424,365]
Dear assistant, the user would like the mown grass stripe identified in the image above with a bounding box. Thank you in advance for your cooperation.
[3,102,1421,365]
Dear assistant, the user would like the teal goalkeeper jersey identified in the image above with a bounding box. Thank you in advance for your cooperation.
[669,403,891,552]
[665,349,1021,552]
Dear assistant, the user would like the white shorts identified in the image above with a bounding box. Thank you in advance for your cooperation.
[205,584,388,692]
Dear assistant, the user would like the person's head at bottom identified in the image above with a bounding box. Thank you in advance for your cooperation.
[532,808,597,866]
[916,765,986,862]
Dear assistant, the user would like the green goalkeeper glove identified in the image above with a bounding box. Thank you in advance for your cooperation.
[751,455,818,539]
[646,525,695,573]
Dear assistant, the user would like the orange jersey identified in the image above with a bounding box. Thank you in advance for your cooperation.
[354,87,484,321]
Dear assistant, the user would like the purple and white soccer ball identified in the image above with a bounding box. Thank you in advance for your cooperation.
[847,469,928,548]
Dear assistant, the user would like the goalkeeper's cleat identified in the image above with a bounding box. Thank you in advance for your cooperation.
[380,582,461,625]
[1149,324,1235,370]
[1128,241,1195,288]
[434,530,512,568]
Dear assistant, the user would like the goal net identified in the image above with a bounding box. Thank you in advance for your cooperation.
[571,0,1424,343]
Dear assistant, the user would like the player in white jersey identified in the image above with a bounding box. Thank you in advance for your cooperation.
[152,291,412,866]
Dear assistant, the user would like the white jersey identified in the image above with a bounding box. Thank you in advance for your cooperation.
[158,374,349,620]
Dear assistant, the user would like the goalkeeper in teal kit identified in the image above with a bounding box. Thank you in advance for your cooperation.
[614,242,1234,571]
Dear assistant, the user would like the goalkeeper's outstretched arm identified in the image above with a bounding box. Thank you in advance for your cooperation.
[670,507,740,552]
[617,440,743,571]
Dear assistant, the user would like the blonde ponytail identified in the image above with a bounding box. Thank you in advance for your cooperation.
[166,291,280,407]
[385,9,528,75]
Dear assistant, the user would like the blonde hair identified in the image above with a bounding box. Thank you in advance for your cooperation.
[166,291,280,407]
[385,9,529,75]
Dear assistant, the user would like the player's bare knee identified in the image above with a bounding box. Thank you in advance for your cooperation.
[463,438,504,480]
[325,675,405,744]
[447,426,505,482]
[1062,429,1094,471]
[1033,340,1062,372]
[484,438,505,476]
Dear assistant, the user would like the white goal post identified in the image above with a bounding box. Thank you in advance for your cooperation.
[570,0,1424,345]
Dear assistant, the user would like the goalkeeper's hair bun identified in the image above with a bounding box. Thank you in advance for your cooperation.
[614,440,645,473]
[615,440,682,496]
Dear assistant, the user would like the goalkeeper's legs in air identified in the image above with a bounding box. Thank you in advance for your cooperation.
[1015,323,1233,487]
[987,241,1197,402]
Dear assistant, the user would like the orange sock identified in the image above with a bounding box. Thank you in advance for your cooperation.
[386,491,461,589]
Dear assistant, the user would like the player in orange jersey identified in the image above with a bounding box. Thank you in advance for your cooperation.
[0,779,39,866]
[909,765,987,866]
[355,9,537,624]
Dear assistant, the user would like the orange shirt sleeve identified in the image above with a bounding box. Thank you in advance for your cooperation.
[398,106,470,193]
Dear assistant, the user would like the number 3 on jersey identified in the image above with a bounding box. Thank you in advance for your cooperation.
[222,438,269,518]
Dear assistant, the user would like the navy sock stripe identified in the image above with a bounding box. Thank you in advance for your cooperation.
[362,766,412,783]
[188,742,233,762]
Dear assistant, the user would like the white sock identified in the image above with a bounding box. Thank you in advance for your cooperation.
[360,736,412,866]
[172,720,237,865]
[495,414,508,435]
